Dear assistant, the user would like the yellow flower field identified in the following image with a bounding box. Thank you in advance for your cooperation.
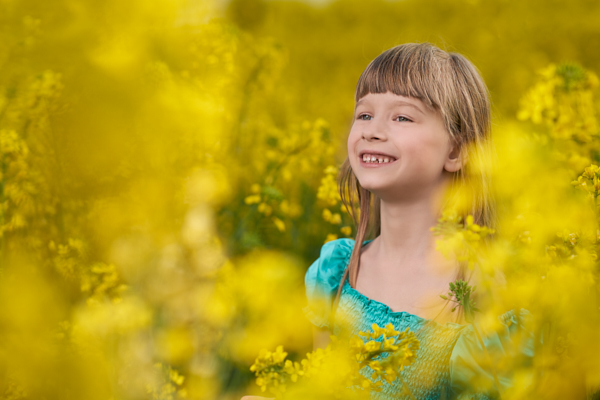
[1,0,600,399]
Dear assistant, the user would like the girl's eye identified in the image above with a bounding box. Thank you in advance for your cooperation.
[358,114,372,121]
[395,116,411,122]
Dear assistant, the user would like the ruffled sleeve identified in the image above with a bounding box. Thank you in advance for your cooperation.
[303,238,354,329]
[449,308,536,399]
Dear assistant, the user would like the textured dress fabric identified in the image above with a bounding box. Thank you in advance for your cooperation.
[304,238,535,400]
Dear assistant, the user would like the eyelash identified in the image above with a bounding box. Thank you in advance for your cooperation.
[357,114,412,122]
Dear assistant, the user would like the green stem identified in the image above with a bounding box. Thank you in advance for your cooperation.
[267,139,313,187]
[535,320,550,385]
[0,154,5,272]
[595,193,600,320]
[233,55,266,157]
[459,238,504,396]
[471,322,503,398]
[397,373,417,400]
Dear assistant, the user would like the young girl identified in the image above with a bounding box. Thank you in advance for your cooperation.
[245,42,532,400]
[305,42,536,400]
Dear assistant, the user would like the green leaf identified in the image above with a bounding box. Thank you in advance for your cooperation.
[262,185,284,200]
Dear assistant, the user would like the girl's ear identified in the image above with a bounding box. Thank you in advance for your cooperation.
[444,143,466,173]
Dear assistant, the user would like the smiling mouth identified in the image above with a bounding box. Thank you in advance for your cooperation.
[361,153,397,164]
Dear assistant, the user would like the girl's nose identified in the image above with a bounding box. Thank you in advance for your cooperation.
[362,120,387,141]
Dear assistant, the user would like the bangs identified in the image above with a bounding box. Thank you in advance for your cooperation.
[355,44,448,112]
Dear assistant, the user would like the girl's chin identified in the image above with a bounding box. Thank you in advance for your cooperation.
[356,182,394,194]
[357,178,421,196]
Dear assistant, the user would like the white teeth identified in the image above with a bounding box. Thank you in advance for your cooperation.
[362,154,395,163]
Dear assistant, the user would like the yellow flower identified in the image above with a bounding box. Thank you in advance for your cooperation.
[385,323,399,337]
[317,166,341,206]
[371,323,387,338]
[369,360,382,372]
[382,337,398,351]
[272,346,288,363]
[329,213,341,225]
[272,217,285,232]
[364,340,380,352]
[258,202,272,216]
[244,194,261,204]
[324,233,337,243]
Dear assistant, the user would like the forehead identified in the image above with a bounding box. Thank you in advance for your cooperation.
[354,92,429,115]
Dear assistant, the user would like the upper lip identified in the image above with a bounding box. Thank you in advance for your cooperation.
[359,150,397,159]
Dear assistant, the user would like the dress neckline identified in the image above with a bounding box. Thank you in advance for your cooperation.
[342,238,430,325]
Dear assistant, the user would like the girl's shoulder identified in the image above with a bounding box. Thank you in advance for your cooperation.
[305,238,354,288]
[303,238,355,328]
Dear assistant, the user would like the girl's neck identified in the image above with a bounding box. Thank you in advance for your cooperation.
[377,200,438,260]
[370,173,452,274]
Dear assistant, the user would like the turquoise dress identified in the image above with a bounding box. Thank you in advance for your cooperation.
[304,239,535,400]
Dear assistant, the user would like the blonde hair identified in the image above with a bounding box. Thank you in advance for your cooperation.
[332,42,497,326]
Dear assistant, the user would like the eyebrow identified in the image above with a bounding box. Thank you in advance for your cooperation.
[354,98,425,115]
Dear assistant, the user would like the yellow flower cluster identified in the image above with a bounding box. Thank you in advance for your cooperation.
[517,63,600,174]
[317,165,341,206]
[250,345,339,398]
[565,164,600,260]
[249,346,293,397]
[317,166,353,242]
[146,363,187,400]
[517,63,599,142]
[250,323,420,398]
[430,211,495,269]
[352,324,420,388]
[322,208,342,224]
[236,117,337,245]
[571,164,600,198]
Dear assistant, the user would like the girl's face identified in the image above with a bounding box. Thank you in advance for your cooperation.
[348,91,461,201]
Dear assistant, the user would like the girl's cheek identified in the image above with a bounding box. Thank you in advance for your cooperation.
[347,130,359,149]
